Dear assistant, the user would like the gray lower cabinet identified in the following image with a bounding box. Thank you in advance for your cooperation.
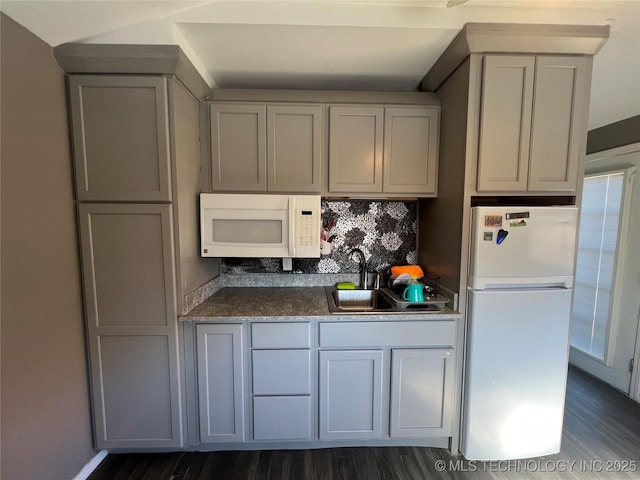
[209,103,323,193]
[78,203,183,449]
[477,54,587,193]
[390,348,455,438]
[196,324,245,443]
[318,321,456,441]
[250,322,313,441]
[319,350,384,440]
[328,105,439,196]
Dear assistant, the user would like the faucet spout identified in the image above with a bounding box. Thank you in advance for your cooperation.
[349,248,369,290]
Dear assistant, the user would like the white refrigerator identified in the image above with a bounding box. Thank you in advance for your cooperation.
[461,206,578,461]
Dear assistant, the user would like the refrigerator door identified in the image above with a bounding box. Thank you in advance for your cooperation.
[469,206,578,289]
[461,288,572,461]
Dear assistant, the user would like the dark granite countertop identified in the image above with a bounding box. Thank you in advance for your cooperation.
[181,286,460,322]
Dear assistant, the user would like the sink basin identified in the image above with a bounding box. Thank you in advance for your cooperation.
[325,287,442,315]
[331,289,393,311]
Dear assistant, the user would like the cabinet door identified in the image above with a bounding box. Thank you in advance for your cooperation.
[196,324,245,443]
[78,204,182,449]
[329,106,384,193]
[252,350,311,395]
[528,56,587,192]
[477,55,535,192]
[210,103,267,191]
[267,105,323,193]
[383,107,439,195]
[390,349,455,438]
[319,350,383,440]
[69,75,172,202]
[253,396,312,441]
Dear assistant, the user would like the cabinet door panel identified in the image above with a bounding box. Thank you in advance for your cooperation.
[78,204,177,328]
[319,350,383,440]
[197,324,245,443]
[252,350,311,395]
[253,396,312,440]
[94,335,179,447]
[477,55,535,192]
[69,76,171,202]
[329,106,384,193]
[390,349,455,438]
[267,105,323,192]
[210,104,267,191]
[251,322,311,349]
[528,56,587,192]
[383,107,439,194]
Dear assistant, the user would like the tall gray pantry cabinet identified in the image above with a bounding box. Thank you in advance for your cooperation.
[68,74,217,449]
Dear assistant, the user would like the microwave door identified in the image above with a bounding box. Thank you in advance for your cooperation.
[201,208,289,257]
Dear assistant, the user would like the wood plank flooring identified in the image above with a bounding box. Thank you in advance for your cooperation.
[88,367,640,479]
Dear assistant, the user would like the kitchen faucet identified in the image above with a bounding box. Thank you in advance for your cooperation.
[349,248,368,290]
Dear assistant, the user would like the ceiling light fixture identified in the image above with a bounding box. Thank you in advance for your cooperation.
[446,0,469,7]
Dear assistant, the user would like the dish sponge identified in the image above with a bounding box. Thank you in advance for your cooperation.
[335,281,356,290]
[390,265,424,279]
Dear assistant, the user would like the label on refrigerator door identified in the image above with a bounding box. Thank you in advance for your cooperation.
[483,231,493,241]
[505,211,530,220]
[509,219,527,227]
[484,215,503,227]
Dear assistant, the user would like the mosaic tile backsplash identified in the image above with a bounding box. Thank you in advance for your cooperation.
[221,200,417,274]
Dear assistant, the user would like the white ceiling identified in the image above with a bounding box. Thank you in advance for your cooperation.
[2,0,639,129]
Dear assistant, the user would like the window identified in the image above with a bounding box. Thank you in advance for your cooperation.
[570,170,633,363]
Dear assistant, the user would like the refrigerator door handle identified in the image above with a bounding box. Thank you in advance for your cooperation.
[468,275,573,290]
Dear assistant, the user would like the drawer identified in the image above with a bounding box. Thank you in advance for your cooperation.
[252,350,311,395]
[253,396,312,440]
[251,322,310,349]
[319,321,456,348]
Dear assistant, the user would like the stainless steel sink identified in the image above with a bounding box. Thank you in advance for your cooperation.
[325,287,442,315]
[331,289,393,311]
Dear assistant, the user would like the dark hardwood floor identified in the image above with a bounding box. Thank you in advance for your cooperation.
[89,367,640,479]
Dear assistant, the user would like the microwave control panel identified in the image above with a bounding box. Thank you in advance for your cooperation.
[297,210,317,247]
[293,195,321,257]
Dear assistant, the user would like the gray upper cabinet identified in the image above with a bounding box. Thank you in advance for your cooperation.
[69,76,172,202]
[329,106,384,193]
[477,54,587,193]
[528,56,587,192]
[477,56,534,192]
[267,105,323,192]
[329,105,439,196]
[383,107,439,195]
[209,103,323,193]
[210,103,267,191]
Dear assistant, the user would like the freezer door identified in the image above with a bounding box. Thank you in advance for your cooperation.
[469,206,578,289]
[461,288,572,461]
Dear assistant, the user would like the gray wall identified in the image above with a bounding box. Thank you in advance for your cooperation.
[1,13,95,480]
[587,115,640,154]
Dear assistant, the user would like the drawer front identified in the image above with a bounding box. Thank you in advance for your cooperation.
[319,321,455,348]
[251,322,310,349]
[252,350,311,395]
[253,396,312,440]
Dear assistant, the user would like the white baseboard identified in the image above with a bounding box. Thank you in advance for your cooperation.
[72,450,108,480]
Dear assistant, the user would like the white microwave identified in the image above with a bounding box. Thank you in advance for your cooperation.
[200,194,321,258]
